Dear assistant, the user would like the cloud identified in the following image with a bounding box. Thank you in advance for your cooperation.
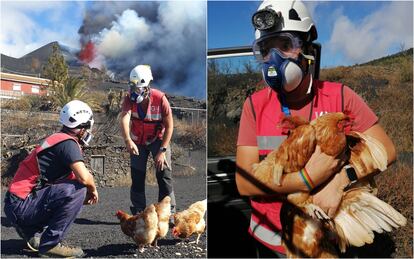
[0,2,84,58]
[327,1,413,64]
[81,1,206,98]
[97,9,153,58]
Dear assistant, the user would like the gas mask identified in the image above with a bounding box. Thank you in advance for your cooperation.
[129,82,149,103]
[253,32,314,93]
[74,119,94,146]
[262,48,305,92]
[80,129,93,146]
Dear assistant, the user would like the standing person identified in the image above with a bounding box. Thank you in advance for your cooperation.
[4,100,99,258]
[120,64,176,217]
[235,0,396,256]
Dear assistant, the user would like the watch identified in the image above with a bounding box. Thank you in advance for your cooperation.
[159,147,167,153]
[344,164,358,185]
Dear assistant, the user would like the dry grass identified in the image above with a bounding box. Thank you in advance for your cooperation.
[208,122,239,156]
[173,118,206,150]
[319,54,413,257]
[374,157,413,258]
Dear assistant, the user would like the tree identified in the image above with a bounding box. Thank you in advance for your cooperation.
[53,76,97,108]
[42,43,68,92]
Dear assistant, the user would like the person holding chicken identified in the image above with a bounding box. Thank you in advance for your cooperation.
[120,64,176,218]
[235,0,396,256]
[3,100,98,258]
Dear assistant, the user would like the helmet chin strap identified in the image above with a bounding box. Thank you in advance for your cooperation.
[303,54,315,95]
[306,71,313,94]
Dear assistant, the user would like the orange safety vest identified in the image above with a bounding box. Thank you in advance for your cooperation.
[130,88,166,145]
[248,80,344,253]
[8,133,80,200]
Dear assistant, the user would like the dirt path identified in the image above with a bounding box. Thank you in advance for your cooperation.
[1,172,206,258]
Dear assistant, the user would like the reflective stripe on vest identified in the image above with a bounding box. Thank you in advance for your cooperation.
[8,133,80,199]
[249,217,282,246]
[257,136,286,151]
[130,88,166,145]
[249,81,344,253]
[131,112,162,121]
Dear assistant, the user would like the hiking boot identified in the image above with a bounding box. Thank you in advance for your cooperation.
[14,225,41,252]
[26,235,40,252]
[39,243,85,258]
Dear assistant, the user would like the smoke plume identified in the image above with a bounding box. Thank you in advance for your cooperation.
[78,1,206,99]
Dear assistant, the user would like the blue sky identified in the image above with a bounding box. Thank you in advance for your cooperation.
[1,1,413,69]
[208,1,413,68]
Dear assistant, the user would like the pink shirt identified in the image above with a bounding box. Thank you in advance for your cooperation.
[237,85,378,146]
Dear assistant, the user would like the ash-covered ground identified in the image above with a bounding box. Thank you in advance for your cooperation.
[1,171,207,258]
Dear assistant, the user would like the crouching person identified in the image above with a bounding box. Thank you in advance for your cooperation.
[3,100,99,258]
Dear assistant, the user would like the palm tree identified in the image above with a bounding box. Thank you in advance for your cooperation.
[53,76,98,109]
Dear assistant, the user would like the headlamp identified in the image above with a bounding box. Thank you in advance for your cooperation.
[252,8,281,31]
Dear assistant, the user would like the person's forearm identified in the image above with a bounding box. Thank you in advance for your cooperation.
[82,173,97,192]
[236,146,311,196]
[120,112,132,142]
[161,126,173,148]
[71,161,97,192]
[161,112,173,148]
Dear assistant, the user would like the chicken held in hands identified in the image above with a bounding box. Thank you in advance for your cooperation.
[172,199,207,244]
[252,112,406,257]
[116,204,158,253]
[252,112,352,186]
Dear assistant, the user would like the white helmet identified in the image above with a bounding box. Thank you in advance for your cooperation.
[129,65,153,88]
[59,100,94,129]
[253,0,317,43]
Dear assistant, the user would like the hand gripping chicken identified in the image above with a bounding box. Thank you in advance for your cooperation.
[252,112,406,257]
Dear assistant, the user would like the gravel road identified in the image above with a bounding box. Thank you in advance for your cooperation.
[1,172,207,258]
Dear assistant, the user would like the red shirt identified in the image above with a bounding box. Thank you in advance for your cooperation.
[237,85,378,146]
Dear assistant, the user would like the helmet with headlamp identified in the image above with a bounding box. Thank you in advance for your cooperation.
[59,100,94,146]
[129,65,153,103]
[252,0,317,93]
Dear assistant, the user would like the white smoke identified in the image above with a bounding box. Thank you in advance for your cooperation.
[97,9,153,59]
[80,1,206,99]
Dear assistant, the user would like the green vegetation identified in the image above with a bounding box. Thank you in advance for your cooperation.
[41,43,98,109]
[42,43,69,91]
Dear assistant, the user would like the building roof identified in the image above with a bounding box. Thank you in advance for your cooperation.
[0,72,51,85]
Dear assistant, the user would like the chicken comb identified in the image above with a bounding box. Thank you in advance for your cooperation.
[115,210,125,217]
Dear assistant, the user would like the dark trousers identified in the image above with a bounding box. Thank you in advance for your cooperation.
[4,180,86,253]
[130,139,176,213]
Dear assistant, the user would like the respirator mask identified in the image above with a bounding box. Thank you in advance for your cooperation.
[76,118,94,146]
[253,32,313,93]
[129,82,149,104]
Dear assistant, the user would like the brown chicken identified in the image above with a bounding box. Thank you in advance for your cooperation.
[152,196,171,247]
[252,112,407,257]
[253,112,352,186]
[116,204,158,253]
[172,199,207,244]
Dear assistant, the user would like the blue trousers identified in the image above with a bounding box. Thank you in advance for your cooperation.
[4,180,86,253]
[130,139,176,214]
